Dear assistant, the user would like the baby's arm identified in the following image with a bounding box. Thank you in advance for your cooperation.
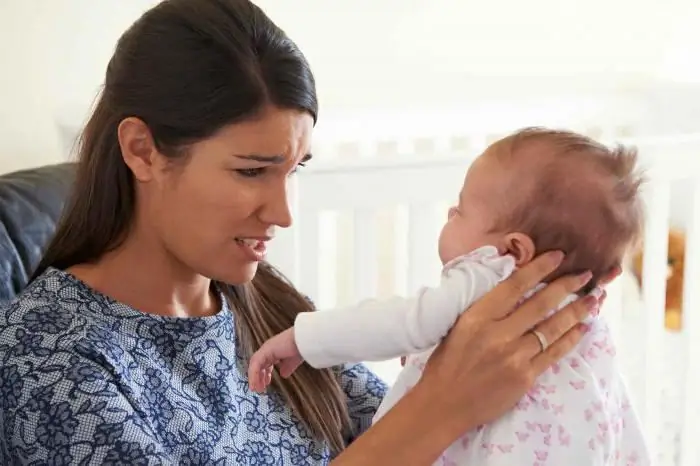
[294,256,510,368]
[248,328,300,392]
[247,251,513,390]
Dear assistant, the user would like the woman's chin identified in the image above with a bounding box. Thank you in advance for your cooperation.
[219,261,259,285]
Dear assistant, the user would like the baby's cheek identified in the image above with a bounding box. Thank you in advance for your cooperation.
[437,237,452,264]
[438,224,467,263]
[437,224,452,260]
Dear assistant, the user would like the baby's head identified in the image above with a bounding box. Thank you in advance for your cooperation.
[439,127,645,292]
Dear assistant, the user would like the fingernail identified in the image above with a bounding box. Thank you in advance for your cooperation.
[583,295,597,311]
[550,250,565,265]
[578,323,591,334]
[578,270,593,285]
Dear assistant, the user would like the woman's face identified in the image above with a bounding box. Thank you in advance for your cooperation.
[131,106,313,285]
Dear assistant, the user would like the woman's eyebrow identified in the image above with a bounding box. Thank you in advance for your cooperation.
[234,153,313,164]
[234,154,285,163]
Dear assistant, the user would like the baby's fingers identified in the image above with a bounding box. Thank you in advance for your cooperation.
[248,350,275,391]
[247,360,261,390]
[278,357,303,379]
[251,365,274,393]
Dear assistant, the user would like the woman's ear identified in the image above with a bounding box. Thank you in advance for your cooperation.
[117,117,159,182]
[503,232,535,266]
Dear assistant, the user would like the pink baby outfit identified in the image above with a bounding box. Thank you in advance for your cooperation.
[292,245,649,465]
[372,249,650,466]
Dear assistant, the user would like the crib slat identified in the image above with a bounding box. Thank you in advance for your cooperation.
[352,209,378,300]
[297,208,321,304]
[316,211,339,309]
[392,206,409,297]
[407,204,442,294]
[641,178,671,462]
[679,180,700,466]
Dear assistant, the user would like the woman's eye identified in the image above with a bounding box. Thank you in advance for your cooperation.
[236,162,306,179]
[291,162,306,175]
[236,167,266,178]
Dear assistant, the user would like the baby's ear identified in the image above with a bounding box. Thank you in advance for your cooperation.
[504,232,535,266]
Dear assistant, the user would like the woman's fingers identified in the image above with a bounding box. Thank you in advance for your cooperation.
[503,271,593,339]
[468,251,565,321]
[530,324,585,375]
[518,294,596,359]
[413,267,600,439]
[598,265,622,287]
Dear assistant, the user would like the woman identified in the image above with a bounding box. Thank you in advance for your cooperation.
[0,0,609,464]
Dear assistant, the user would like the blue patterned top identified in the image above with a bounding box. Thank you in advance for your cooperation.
[0,268,387,465]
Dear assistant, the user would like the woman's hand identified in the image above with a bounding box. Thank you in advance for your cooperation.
[397,265,617,370]
[333,253,619,466]
[415,250,612,434]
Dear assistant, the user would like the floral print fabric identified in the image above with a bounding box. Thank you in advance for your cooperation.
[0,268,387,465]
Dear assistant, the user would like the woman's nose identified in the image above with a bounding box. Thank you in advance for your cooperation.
[275,201,293,228]
[261,182,293,228]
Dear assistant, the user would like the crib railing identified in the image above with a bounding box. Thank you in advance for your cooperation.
[631,134,700,466]
[266,132,700,466]
[275,155,466,302]
[679,173,700,466]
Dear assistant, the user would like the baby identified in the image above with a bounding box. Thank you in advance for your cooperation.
[248,127,650,465]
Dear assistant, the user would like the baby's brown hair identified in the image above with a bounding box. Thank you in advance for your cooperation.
[486,127,645,293]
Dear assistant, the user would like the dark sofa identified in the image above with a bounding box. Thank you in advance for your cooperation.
[0,163,75,302]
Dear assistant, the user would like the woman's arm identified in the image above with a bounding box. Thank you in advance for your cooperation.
[332,251,610,465]
[336,363,388,442]
[334,377,475,465]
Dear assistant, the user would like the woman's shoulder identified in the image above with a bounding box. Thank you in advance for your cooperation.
[0,268,120,368]
[0,269,93,344]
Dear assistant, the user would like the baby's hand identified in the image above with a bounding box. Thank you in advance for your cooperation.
[247,328,303,393]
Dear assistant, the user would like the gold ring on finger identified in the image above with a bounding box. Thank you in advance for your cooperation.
[531,329,549,352]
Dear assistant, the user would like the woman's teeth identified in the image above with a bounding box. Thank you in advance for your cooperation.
[236,238,258,247]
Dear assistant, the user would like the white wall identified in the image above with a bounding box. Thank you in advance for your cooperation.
[0,0,159,172]
[2,0,700,173]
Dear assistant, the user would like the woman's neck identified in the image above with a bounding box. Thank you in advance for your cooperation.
[67,233,219,318]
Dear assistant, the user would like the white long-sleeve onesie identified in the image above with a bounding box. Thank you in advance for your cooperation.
[294,245,650,465]
[294,246,516,368]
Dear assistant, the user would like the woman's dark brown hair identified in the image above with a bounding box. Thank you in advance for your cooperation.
[31,0,350,454]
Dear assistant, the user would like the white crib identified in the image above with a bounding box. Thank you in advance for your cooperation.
[265,129,700,466]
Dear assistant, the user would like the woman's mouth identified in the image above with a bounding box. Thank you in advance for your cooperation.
[235,238,268,261]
